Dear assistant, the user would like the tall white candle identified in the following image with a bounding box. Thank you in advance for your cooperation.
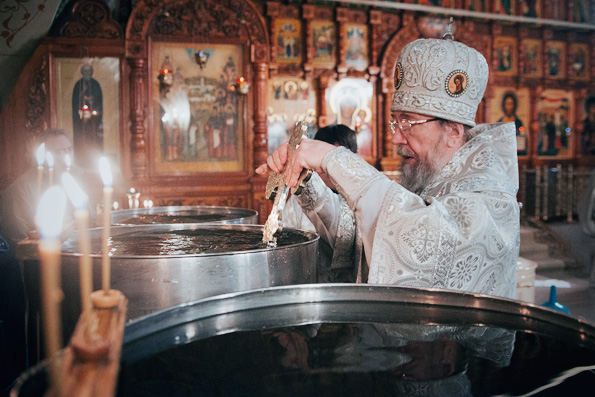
[64,153,72,174]
[62,173,92,314]
[46,152,54,186]
[99,157,113,292]
[35,143,45,201]
[127,188,135,209]
[36,186,66,393]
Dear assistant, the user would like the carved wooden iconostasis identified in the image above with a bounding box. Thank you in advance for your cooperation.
[1,0,594,224]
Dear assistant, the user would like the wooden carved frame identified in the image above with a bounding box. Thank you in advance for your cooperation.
[536,89,574,158]
[487,86,532,158]
[125,0,270,180]
[150,42,248,174]
[521,38,543,79]
[545,40,566,80]
[310,20,337,68]
[52,55,123,170]
[493,36,518,77]
[275,18,302,65]
[569,43,590,81]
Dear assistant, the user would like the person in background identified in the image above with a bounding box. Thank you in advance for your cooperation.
[282,124,361,282]
[72,63,103,169]
[257,35,520,298]
[0,128,83,249]
[0,128,75,392]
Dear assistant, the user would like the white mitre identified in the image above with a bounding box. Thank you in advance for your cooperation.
[391,36,489,127]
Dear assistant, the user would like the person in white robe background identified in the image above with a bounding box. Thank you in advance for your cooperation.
[257,36,520,299]
[282,124,362,282]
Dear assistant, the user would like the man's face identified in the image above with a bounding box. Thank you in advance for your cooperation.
[391,111,447,194]
[81,65,93,81]
[504,97,515,116]
[45,134,73,171]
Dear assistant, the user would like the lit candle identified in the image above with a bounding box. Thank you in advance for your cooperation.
[127,188,135,209]
[64,153,72,173]
[148,200,153,208]
[143,199,148,208]
[62,173,92,314]
[36,186,66,393]
[35,143,45,201]
[46,152,54,186]
[113,201,119,210]
[99,157,113,292]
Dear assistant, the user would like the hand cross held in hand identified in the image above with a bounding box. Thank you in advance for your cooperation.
[262,122,312,245]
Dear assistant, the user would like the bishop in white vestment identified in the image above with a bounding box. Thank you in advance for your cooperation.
[258,37,520,299]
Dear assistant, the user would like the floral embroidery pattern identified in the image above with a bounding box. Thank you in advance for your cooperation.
[453,41,469,67]
[332,123,518,299]
[449,254,480,289]
[404,41,447,91]
[471,148,497,169]
[467,51,488,100]
[444,196,475,232]
[1,0,48,47]
[481,272,497,294]
[402,217,438,263]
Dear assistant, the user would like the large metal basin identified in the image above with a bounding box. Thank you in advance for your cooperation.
[110,205,257,226]
[37,224,317,343]
[12,285,595,396]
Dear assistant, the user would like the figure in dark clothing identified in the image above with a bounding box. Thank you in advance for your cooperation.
[72,63,103,169]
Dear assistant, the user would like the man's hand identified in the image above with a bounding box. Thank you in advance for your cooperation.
[255,138,336,187]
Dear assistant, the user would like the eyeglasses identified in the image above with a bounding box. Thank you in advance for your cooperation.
[388,117,441,136]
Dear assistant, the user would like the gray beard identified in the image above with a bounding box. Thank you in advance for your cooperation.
[397,148,440,195]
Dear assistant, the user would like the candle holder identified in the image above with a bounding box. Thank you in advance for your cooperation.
[91,289,125,309]
[231,77,250,95]
[127,189,141,209]
[194,50,209,69]
[70,311,110,361]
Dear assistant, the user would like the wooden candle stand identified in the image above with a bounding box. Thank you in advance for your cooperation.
[91,289,124,309]
[52,290,127,397]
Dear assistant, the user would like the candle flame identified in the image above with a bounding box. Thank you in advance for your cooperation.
[64,153,72,169]
[148,200,153,208]
[143,200,148,208]
[46,152,54,169]
[99,156,113,187]
[129,187,136,194]
[62,173,88,210]
[113,201,119,210]
[36,186,66,239]
[36,144,45,167]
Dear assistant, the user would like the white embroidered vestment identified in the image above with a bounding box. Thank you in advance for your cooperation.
[303,122,520,298]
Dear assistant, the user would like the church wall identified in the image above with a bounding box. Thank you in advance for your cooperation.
[0,0,594,223]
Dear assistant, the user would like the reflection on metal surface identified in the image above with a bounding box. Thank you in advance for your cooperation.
[118,285,595,396]
[12,285,595,396]
[110,205,257,226]
[63,227,309,256]
[54,225,317,343]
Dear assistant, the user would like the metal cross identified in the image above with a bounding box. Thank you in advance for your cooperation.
[262,121,311,245]
[443,17,455,41]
